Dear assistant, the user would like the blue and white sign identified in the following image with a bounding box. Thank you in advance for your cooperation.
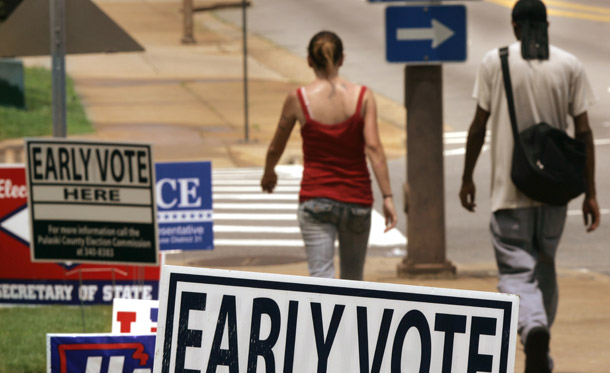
[155,161,213,251]
[386,5,466,63]
[47,334,155,373]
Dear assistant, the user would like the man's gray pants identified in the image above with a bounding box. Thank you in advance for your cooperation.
[490,205,567,345]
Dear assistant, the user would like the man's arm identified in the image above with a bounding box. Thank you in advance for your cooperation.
[459,105,490,212]
[574,111,600,232]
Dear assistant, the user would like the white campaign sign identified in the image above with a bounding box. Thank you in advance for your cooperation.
[154,266,518,373]
[112,298,160,334]
[25,139,158,265]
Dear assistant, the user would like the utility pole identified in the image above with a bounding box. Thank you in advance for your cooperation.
[50,0,67,138]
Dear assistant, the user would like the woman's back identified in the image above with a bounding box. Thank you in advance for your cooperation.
[298,79,364,125]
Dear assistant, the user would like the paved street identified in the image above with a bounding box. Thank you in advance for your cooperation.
[171,166,407,267]
[217,0,610,273]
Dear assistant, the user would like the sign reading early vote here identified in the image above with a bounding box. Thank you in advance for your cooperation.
[385,5,466,63]
[25,139,158,265]
[155,161,213,251]
[154,266,519,372]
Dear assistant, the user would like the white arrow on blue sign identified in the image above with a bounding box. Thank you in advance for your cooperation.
[386,5,467,63]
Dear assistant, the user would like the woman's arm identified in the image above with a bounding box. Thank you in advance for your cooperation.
[261,91,299,193]
[362,89,397,232]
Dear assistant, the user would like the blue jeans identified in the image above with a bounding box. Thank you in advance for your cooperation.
[297,198,372,280]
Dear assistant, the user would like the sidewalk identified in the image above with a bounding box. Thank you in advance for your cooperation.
[7,0,610,371]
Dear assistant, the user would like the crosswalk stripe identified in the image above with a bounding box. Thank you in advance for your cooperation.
[214,213,296,220]
[214,186,300,193]
[214,203,297,210]
[213,180,301,186]
[211,166,407,250]
[214,225,300,233]
[215,239,304,247]
[213,194,298,201]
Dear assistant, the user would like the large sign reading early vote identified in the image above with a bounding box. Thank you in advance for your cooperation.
[155,161,213,251]
[25,139,158,265]
[154,266,519,372]
[47,334,156,373]
[0,164,160,305]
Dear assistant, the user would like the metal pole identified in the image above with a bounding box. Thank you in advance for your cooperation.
[181,0,195,44]
[397,64,455,278]
[50,0,67,138]
[242,0,249,142]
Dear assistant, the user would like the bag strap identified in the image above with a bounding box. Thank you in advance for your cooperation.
[499,47,520,143]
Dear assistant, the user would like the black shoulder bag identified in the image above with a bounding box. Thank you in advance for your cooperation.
[499,46,587,206]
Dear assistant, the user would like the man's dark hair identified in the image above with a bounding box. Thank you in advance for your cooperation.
[512,0,549,60]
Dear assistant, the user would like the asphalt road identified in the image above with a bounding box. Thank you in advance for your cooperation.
[217,0,610,273]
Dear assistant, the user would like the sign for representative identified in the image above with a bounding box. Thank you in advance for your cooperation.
[25,139,158,265]
[47,334,155,373]
[155,161,213,251]
[155,266,519,372]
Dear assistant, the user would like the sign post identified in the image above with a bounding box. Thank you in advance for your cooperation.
[50,0,67,138]
[381,4,466,277]
[25,139,159,265]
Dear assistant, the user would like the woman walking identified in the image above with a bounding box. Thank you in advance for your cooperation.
[261,31,397,280]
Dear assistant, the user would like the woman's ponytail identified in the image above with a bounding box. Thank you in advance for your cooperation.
[308,31,343,76]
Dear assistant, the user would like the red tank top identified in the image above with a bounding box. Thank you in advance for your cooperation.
[297,86,373,206]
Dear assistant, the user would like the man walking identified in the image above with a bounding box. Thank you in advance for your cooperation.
[459,0,600,371]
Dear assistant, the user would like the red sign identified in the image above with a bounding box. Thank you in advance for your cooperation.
[0,165,160,305]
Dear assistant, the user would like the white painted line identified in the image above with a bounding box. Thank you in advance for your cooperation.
[443,137,490,145]
[568,209,609,216]
[214,203,297,210]
[213,179,301,186]
[443,131,490,138]
[444,145,489,157]
[215,239,304,247]
[213,194,298,201]
[214,225,300,233]
[369,211,407,247]
[444,131,468,138]
[212,168,263,174]
[214,213,296,220]
[214,186,300,193]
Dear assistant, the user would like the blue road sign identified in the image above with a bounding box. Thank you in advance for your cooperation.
[155,161,213,251]
[386,5,466,63]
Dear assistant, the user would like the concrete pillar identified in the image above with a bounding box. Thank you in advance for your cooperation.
[397,65,456,278]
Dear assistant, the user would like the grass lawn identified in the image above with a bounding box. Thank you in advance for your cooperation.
[0,66,93,141]
[0,305,112,373]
